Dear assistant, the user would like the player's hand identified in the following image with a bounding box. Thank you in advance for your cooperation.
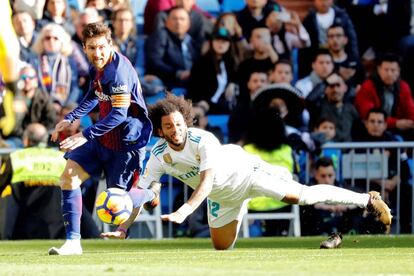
[100,230,127,239]
[161,211,187,224]
[51,120,71,142]
[59,132,88,151]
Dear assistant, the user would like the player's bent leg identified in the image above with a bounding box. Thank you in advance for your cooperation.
[49,160,90,256]
[60,159,90,190]
[210,220,239,250]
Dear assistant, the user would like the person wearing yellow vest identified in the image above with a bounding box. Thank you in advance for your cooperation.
[243,107,295,236]
[0,123,66,239]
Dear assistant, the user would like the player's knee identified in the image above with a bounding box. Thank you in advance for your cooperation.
[282,194,300,204]
[60,172,81,190]
[212,240,234,250]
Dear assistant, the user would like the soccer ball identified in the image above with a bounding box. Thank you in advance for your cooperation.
[95,188,133,225]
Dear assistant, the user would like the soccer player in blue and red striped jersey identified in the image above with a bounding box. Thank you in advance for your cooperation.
[48,23,157,255]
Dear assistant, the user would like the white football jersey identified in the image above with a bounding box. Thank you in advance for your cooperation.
[139,128,261,203]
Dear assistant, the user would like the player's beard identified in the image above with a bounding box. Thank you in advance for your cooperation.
[165,129,187,149]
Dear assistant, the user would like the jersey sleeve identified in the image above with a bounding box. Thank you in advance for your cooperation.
[82,72,132,139]
[64,86,98,123]
[198,132,221,172]
[138,152,165,189]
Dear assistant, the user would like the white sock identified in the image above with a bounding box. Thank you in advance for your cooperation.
[298,184,370,208]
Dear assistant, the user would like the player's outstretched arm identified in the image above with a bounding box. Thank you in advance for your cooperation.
[100,205,143,239]
[161,169,213,224]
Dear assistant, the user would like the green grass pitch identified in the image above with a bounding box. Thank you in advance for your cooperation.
[1,235,414,275]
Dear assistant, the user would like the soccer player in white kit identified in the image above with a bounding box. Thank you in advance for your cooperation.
[105,94,392,250]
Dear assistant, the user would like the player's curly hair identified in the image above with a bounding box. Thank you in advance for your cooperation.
[148,93,194,137]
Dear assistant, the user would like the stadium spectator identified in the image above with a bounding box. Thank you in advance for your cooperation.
[353,108,412,233]
[310,117,341,171]
[30,23,81,108]
[326,24,365,89]
[306,72,360,141]
[338,0,411,58]
[12,0,46,20]
[10,65,56,141]
[265,9,311,60]
[152,0,213,50]
[48,23,156,255]
[85,0,113,26]
[112,7,164,96]
[235,0,276,42]
[236,27,278,105]
[38,0,76,36]
[228,71,269,144]
[106,93,392,250]
[12,11,38,62]
[300,0,359,77]
[145,6,200,90]
[354,53,414,140]
[143,0,175,35]
[270,60,294,84]
[214,13,250,66]
[295,48,334,98]
[0,123,66,239]
[187,27,238,114]
[302,157,361,236]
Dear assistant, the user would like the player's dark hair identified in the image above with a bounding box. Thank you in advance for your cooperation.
[148,93,194,136]
[82,22,112,45]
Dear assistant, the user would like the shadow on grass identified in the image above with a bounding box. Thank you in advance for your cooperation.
[85,235,414,252]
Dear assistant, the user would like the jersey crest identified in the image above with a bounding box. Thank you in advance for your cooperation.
[163,153,173,164]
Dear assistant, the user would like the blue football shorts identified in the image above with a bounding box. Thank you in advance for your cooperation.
[64,139,145,191]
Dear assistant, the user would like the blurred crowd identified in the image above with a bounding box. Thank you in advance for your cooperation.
[1,0,414,238]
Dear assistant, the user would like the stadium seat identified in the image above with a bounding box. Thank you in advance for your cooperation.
[342,152,388,180]
[220,0,245,12]
[145,92,166,105]
[130,0,147,33]
[241,204,301,237]
[196,0,220,16]
[207,114,230,143]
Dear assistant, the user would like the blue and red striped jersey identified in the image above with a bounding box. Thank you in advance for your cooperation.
[64,51,152,151]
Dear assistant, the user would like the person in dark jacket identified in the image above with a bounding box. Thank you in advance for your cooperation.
[145,6,200,89]
[299,0,359,77]
[187,28,237,114]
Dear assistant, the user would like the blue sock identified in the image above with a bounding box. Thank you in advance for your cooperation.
[62,188,82,240]
[128,188,155,208]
